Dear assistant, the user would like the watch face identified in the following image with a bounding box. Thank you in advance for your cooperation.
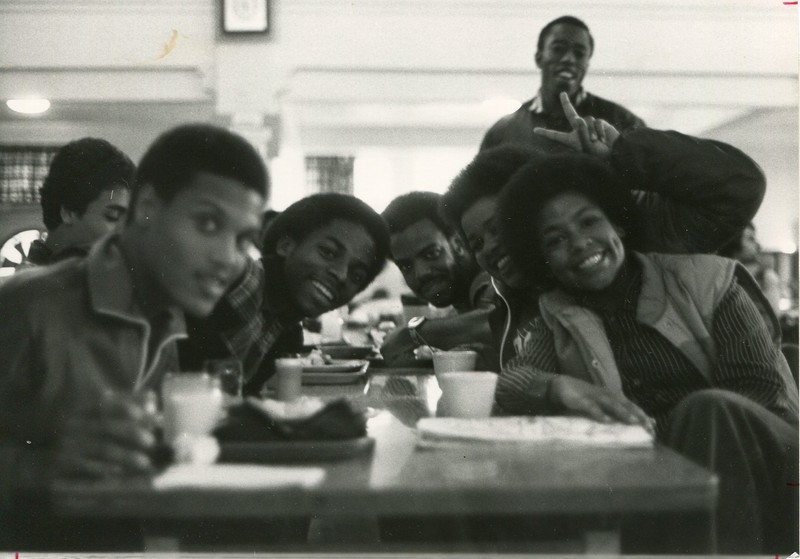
[408,316,426,329]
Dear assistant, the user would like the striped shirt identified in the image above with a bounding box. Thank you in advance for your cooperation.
[599,270,788,435]
[496,268,793,435]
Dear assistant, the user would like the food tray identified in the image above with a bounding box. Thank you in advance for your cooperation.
[220,436,375,463]
[302,360,369,385]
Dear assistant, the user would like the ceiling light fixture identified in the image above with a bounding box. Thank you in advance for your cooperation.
[6,99,51,115]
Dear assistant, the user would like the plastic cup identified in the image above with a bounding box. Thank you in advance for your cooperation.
[436,371,498,418]
[320,310,344,343]
[161,373,224,444]
[432,350,478,377]
[275,358,304,402]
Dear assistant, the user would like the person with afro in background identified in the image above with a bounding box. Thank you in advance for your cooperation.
[27,137,135,265]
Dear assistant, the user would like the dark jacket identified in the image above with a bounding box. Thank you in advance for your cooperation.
[0,235,186,548]
[480,92,645,152]
[25,239,88,266]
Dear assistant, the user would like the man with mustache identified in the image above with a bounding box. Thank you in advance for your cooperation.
[179,192,391,395]
[480,15,644,153]
[379,191,497,366]
[0,124,268,549]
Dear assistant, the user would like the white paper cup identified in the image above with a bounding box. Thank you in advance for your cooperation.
[432,350,478,376]
[161,373,224,444]
[320,310,344,342]
[436,371,498,418]
[275,358,304,402]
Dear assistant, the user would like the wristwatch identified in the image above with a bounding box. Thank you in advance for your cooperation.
[407,315,427,347]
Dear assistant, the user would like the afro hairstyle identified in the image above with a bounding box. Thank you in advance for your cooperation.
[440,144,547,238]
[497,152,637,289]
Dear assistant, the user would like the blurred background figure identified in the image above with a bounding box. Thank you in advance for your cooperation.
[719,222,798,383]
[27,137,135,266]
[719,222,784,316]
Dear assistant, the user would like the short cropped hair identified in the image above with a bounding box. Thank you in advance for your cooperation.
[262,193,390,286]
[537,15,594,55]
[40,137,136,231]
[257,209,281,249]
[382,191,454,241]
[133,123,269,216]
[440,145,546,238]
[498,153,636,288]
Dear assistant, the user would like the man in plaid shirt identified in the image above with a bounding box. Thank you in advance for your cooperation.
[179,193,390,395]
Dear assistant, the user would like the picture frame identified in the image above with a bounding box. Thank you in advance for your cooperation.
[222,0,269,34]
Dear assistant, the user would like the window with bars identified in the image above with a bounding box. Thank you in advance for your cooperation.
[305,156,354,195]
[0,146,59,204]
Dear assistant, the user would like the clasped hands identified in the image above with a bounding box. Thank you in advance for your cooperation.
[55,391,158,480]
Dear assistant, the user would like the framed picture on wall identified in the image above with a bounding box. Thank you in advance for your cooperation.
[222,0,269,34]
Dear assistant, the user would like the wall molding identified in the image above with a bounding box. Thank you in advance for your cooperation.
[0,67,211,102]
[285,66,798,108]
[285,0,787,20]
[0,0,212,14]
[1,0,786,20]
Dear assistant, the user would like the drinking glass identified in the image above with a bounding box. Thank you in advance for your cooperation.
[275,357,303,402]
[161,372,224,444]
[204,358,244,398]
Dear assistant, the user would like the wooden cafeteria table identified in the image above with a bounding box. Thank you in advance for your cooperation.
[53,368,718,554]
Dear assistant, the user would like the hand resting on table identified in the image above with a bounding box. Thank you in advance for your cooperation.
[548,376,655,435]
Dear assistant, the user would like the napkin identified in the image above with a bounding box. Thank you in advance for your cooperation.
[416,416,653,449]
[153,463,325,490]
[214,396,367,442]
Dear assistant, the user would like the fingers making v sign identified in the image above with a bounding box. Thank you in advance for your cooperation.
[534,92,621,159]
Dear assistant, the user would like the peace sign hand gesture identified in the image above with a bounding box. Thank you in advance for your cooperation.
[533,92,620,160]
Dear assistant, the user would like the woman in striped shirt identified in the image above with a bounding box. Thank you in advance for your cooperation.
[495,150,798,554]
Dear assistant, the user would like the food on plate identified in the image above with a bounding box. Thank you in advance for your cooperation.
[302,348,332,367]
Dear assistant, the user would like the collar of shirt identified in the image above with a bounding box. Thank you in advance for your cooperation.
[529,88,587,114]
[88,233,185,333]
[25,239,52,266]
[86,234,187,387]
[579,259,642,316]
[216,257,269,363]
[222,257,265,327]
[217,256,301,382]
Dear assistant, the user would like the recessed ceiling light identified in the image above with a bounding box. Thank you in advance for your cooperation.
[6,99,51,115]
